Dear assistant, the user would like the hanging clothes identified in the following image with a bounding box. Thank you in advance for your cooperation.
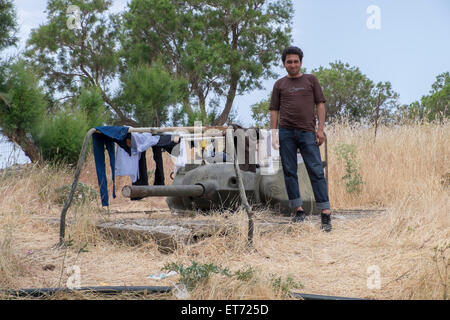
[92,126,129,207]
[170,138,188,174]
[115,145,140,183]
[151,134,179,185]
[133,132,161,189]
[130,150,149,201]
[115,132,161,183]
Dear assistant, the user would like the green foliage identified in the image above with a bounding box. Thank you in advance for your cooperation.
[312,61,374,122]
[0,60,46,134]
[312,61,399,123]
[78,86,108,128]
[396,72,449,123]
[25,0,128,123]
[34,108,90,165]
[251,96,271,128]
[270,274,303,298]
[0,0,18,51]
[421,72,449,123]
[0,60,46,162]
[23,0,294,126]
[162,261,304,297]
[118,62,187,126]
[54,182,98,206]
[372,81,399,123]
[162,261,232,291]
[122,0,293,124]
[334,143,364,194]
[234,266,256,282]
[396,101,423,123]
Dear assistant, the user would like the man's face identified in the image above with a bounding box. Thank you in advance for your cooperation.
[283,54,302,77]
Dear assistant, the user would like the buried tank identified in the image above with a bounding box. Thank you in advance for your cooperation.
[122,157,327,216]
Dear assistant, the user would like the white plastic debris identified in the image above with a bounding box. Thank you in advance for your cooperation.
[146,270,178,280]
[170,281,190,299]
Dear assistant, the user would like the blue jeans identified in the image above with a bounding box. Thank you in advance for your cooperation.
[278,128,330,210]
[92,133,116,207]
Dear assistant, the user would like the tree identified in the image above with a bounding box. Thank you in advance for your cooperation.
[0,0,18,51]
[312,61,375,122]
[34,107,91,165]
[396,101,423,123]
[25,0,134,125]
[250,95,271,128]
[77,86,109,128]
[0,61,47,163]
[121,0,293,125]
[371,81,399,139]
[421,72,449,123]
[116,62,187,127]
[396,72,449,123]
[312,61,399,123]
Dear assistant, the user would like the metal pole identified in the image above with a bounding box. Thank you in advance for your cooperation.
[58,128,96,246]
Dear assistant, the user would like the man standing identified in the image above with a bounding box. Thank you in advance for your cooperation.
[270,46,332,232]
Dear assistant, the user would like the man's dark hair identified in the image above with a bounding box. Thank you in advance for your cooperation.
[282,46,304,63]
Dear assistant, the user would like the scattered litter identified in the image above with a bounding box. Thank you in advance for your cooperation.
[170,281,190,299]
[146,270,177,280]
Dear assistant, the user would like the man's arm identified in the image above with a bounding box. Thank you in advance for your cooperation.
[316,102,326,146]
[270,110,279,149]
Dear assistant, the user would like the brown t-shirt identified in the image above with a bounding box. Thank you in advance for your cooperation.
[269,74,326,132]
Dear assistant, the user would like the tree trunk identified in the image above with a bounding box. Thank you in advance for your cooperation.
[99,88,138,127]
[213,25,239,126]
[4,129,42,164]
[374,95,381,142]
[212,76,238,126]
[183,97,193,116]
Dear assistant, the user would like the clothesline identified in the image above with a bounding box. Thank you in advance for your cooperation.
[125,126,228,134]
[58,125,250,246]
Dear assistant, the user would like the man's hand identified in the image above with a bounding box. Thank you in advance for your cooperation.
[270,110,279,149]
[271,129,279,150]
[316,129,325,146]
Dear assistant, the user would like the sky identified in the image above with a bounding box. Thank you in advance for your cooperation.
[3,0,450,128]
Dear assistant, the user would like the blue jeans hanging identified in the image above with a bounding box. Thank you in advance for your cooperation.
[92,126,129,206]
[92,133,116,207]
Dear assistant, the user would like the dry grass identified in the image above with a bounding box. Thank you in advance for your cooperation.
[0,122,448,300]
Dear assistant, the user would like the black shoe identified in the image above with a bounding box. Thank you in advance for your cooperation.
[292,210,306,223]
[321,213,332,232]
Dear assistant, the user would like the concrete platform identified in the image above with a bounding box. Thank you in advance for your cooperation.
[97,218,237,253]
[96,209,385,253]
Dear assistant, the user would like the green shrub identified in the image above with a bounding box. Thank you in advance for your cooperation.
[78,87,107,128]
[162,261,232,291]
[54,182,98,205]
[270,274,304,298]
[35,109,90,165]
[334,143,365,193]
[234,265,256,282]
